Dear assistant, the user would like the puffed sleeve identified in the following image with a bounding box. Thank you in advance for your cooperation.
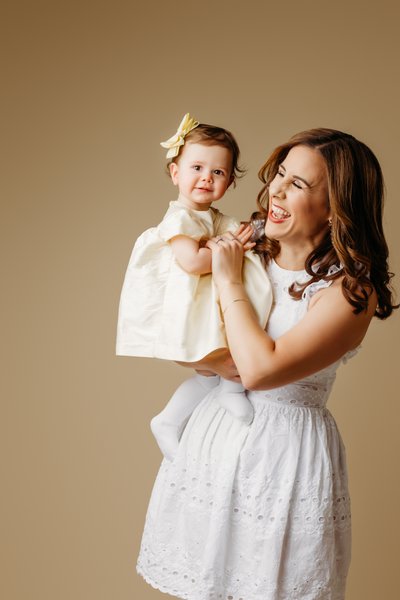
[215,212,240,235]
[158,206,210,242]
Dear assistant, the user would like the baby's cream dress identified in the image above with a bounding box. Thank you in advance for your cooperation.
[116,200,272,361]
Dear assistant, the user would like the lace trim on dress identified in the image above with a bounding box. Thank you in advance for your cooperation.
[138,541,350,600]
[301,264,343,301]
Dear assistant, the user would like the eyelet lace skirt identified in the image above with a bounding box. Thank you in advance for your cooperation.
[137,383,351,600]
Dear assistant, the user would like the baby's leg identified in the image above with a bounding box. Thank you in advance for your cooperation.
[217,379,254,425]
[151,374,220,461]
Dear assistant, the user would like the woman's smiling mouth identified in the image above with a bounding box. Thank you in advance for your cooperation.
[270,204,291,221]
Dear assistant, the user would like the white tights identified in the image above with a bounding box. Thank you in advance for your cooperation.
[151,374,253,461]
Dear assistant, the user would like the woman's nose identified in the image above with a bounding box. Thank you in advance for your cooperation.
[270,181,286,198]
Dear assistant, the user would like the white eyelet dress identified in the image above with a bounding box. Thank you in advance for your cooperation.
[137,259,355,600]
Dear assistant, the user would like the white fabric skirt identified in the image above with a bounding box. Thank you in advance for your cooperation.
[137,385,351,600]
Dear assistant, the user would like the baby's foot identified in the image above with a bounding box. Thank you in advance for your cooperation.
[150,415,181,462]
[218,392,254,425]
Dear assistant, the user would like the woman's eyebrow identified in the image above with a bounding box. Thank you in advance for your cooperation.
[279,164,311,187]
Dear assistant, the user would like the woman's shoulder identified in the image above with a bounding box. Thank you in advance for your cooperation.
[307,274,378,341]
[262,277,377,384]
[308,272,377,312]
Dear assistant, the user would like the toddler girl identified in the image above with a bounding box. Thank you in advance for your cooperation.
[116,114,272,460]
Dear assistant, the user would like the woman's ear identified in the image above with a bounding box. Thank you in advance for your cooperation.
[169,162,179,185]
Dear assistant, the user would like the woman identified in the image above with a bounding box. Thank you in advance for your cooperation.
[136,129,397,600]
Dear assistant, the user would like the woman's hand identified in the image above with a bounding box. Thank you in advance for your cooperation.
[233,223,256,249]
[176,348,242,382]
[206,224,255,292]
[206,223,255,250]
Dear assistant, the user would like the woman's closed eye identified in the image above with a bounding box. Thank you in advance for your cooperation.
[278,170,303,189]
[292,180,303,189]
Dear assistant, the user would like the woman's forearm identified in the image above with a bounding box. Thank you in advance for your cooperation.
[219,278,375,391]
[219,282,275,389]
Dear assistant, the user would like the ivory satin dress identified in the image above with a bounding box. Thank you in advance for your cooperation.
[116,200,272,361]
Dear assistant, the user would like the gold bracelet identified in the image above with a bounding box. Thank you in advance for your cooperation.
[222,298,249,315]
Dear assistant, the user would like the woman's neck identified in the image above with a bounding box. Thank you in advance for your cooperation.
[274,244,312,271]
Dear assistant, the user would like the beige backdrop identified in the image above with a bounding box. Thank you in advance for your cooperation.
[2,1,399,599]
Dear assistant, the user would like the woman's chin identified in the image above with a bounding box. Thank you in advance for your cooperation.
[265,223,289,241]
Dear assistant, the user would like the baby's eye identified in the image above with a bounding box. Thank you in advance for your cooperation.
[192,165,201,171]
[213,169,224,176]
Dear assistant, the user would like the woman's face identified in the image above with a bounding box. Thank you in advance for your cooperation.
[265,145,331,249]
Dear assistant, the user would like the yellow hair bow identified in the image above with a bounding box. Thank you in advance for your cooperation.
[160,113,200,158]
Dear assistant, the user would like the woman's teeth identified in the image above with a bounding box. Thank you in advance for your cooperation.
[271,206,291,219]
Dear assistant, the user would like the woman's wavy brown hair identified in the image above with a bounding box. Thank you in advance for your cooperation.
[252,128,397,319]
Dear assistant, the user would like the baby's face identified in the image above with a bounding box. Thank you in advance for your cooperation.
[169,142,233,211]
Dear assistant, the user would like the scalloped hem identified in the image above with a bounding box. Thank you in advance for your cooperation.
[136,564,347,599]
[137,565,188,600]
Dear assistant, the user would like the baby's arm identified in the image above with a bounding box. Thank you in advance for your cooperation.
[170,235,212,275]
[170,224,255,276]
